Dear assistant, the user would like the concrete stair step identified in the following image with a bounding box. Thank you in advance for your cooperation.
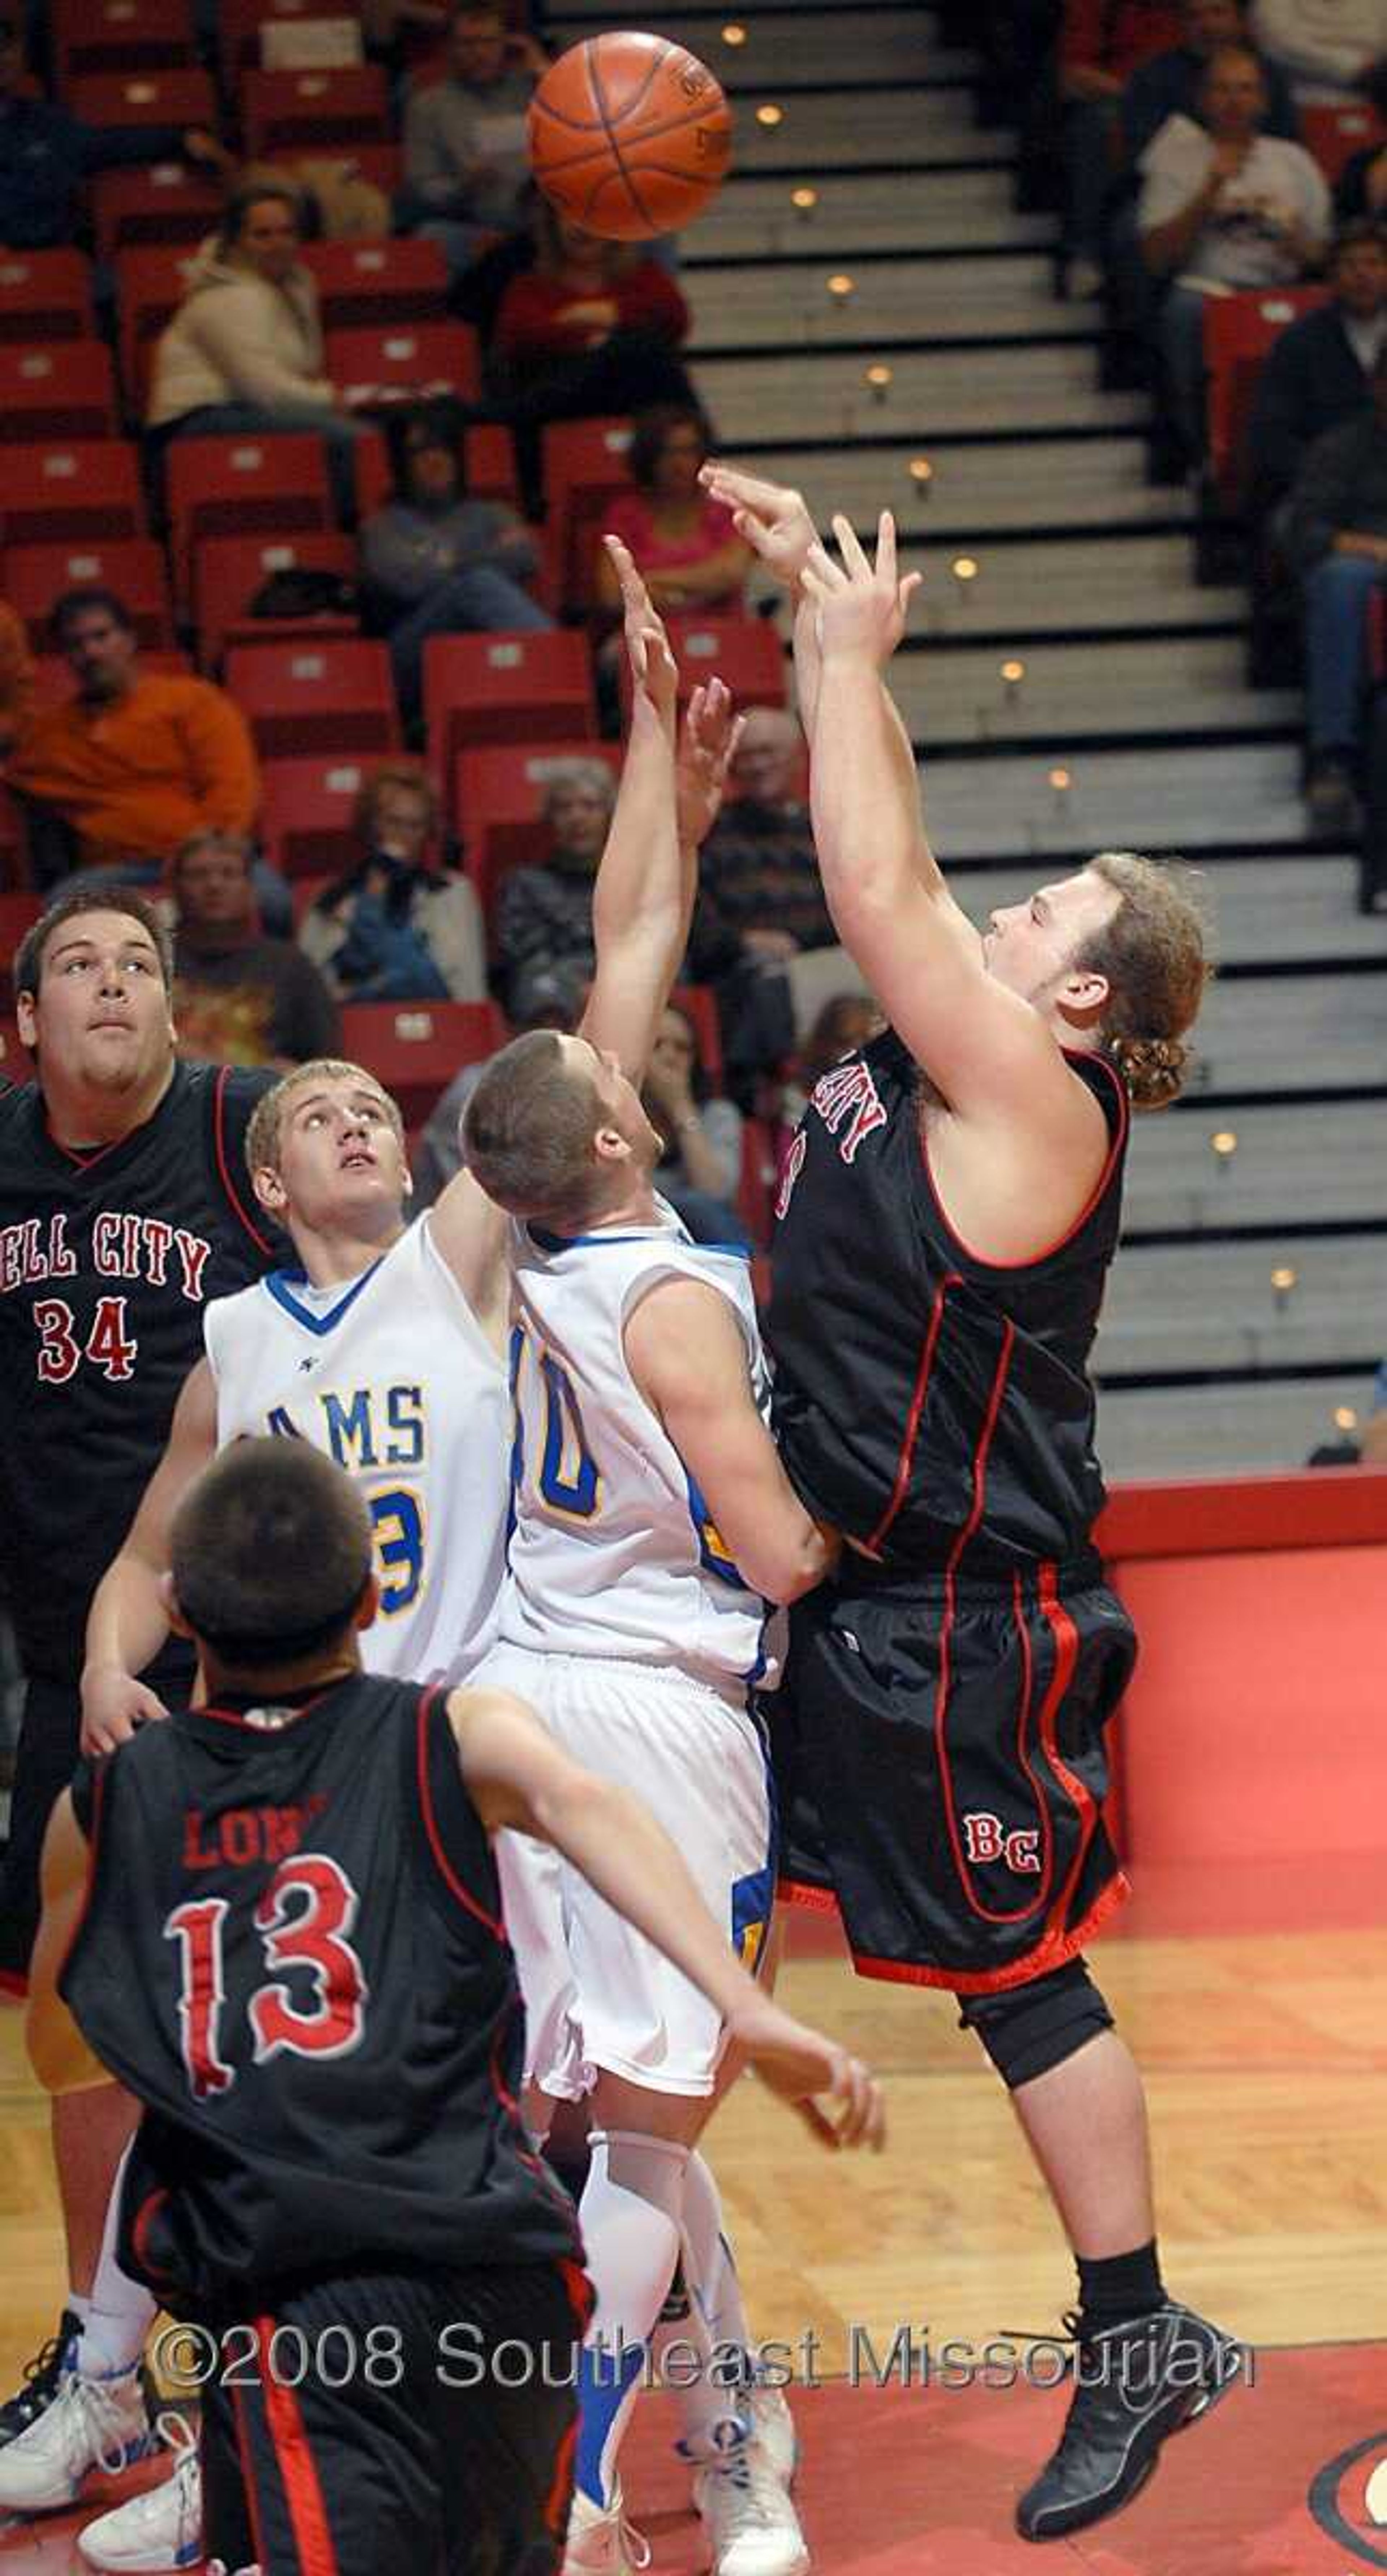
[910,743,1309,858]
[1097,1235,1387,1377]
[693,342,1141,442]
[1183,971,1387,1100]
[1120,1099,1387,1232]
[686,169,1053,260]
[895,634,1295,748]
[548,8,962,85]
[735,441,1192,536]
[688,254,1086,348]
[1097,1376,1374,1477]
[902,532,1238,636]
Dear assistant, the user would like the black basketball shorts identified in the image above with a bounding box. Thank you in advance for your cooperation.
[199,2256,593,2576]
[771,1559,1138,1993]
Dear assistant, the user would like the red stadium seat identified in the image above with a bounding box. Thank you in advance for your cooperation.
[91,164,224,263]
[1204,287,1332,511]
[259,756,380,880]
[225,638,400,757]
[0,343,118,444]
[540,417,636,613]
[423,632,597,780]
[1301,102,1384,184]
[336,997,506,1124]
[624,613,787,719]
[452,741,621,921]
[0,250,94,344]
[324,322,482,411]
[4,541,175,654]
[219,0,368,81]
[240,66,389,156]
[52,0,195,79]
[165,435,335,615]
[0,891,44,964]
[68,68,217,130]
[301,238,449,331]
[354,421,519,521]
[0,442,146,546]
[194,531,359,670]
[114,242,204,412]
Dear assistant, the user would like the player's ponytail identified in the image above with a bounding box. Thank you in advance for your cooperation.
[1079,852,1213,1112]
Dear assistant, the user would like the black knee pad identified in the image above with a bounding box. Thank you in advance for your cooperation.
[957,1957,1114,2090]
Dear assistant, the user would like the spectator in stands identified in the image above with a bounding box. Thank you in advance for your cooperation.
[641,1000,750,1247]
[1123,0,1300,162]
[778,990,888,1128]
[1058,0,1188,292]
[299,758,488,1001]
[359,400,552,732]
[1248,218,1387,512]
[146,179,370,522]
[412,961,586,1204]
[0,12,220,252]
[1139,42,1331,463]
[1282,341,1387,828]
[492,203,696,511]
[1332,55,1387,217]
[5,588,259,885]
[494,754,614,1022]
[171,829,339,1068]
[0,600,34,757]
[401,2,547,280]
[1250,0,1387,94]
[595,406,752,615]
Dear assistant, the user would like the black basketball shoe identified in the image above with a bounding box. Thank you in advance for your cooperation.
[0,2309,81,2448]
[1016,2300,1246,2542]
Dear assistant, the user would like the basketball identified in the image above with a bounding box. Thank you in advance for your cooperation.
[527,30,733,242]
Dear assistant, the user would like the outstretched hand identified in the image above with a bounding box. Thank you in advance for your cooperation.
[603,533,678,724]
[800,511,921,665]
[726,1985,885,2151]
[699,462,820,592]
[676,676,744,850]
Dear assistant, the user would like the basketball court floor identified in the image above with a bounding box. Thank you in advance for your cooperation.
[1,1862,1384,2573]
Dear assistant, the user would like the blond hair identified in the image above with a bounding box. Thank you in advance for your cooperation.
[245,1058,404,1175]
[1077,852,1213,1110]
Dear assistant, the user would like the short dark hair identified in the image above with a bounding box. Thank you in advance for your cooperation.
[14,885,174,1009]
[50,588,136,651]
[219,177,305,252]
[170,1439,373,1671]
[627,402,712,494]
[385,396,470,494]
[463,1028,604,1228]
[1332,216,1387,263]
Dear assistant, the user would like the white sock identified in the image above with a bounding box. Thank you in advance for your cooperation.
[575,2128,689,2508]
[662,2149,757,2457]
[79,2146,157,2378]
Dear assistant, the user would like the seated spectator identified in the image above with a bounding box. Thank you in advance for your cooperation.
[1058,0,1187,292]
[146,180,369,522]
[494,755,613,1021]
[1248,219,1387,513]
[693,706,870,1041]
[5,587,259,885]
[1282,343,1387,828]
[0,600,34,758]
[401,2,547,280]
[642,1001,749,1247]
[359,400,552,732]
[172,830,339,1067]
[412,961,586,1203]
[299,759,487,1001]
[779,990,888,1128]
[0,12,220,252]
[1250,0,1387,95]
[596,406,752,616]
[1123,0,1300,162]
[492,203,697,511]
[1139,43,1331,463]
[1332,56,1387,217]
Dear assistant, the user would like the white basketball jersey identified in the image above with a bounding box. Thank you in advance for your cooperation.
[498,1203,777,1687]
[204,1217,507,1685]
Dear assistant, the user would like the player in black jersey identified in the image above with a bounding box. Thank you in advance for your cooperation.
[0,885,277,2458]
[25,1439,882,2576]
[702,464,1244,2542]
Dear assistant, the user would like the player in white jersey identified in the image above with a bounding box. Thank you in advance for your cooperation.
[37,545,748,2576]
[465,641,841,2576]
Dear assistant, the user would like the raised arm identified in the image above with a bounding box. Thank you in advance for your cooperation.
[451,1686,881,2148]
[623,1275,836,1604]
[800,514,1082,1125]
[81,1358,218,1757]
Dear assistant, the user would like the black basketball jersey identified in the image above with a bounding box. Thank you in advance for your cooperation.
[61,1674,580,2305]
[768,1030,1129,1575]
[0,1063,276,1683]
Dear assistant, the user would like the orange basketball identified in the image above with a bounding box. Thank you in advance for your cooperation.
[527,30,733,242]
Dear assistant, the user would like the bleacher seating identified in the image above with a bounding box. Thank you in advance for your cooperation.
[91,165,224,264]
[1300,102,1384,185]
[540,419,636,615]
[225,638,400,757]
[68,69,217,131]
[0,344,118,445]
[336,998,506,1126]
[259,757,373,880]
[0,443,146,546]
[114,243,203,414]
[621,614,788,720]
[240,66,390,156]
[453,741,622,920]
[423,633,599,782]
[1203,287,1331,513]
[4,541,174,653]
[325,323,482,412]
[301,239,450,332]
[166,435,336,618]
[354,421,519,521]
[193,532,360,671]
[0,252,94,345]
[52,0,196,79]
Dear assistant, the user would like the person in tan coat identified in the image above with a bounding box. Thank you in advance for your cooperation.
[146,178,370,518]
